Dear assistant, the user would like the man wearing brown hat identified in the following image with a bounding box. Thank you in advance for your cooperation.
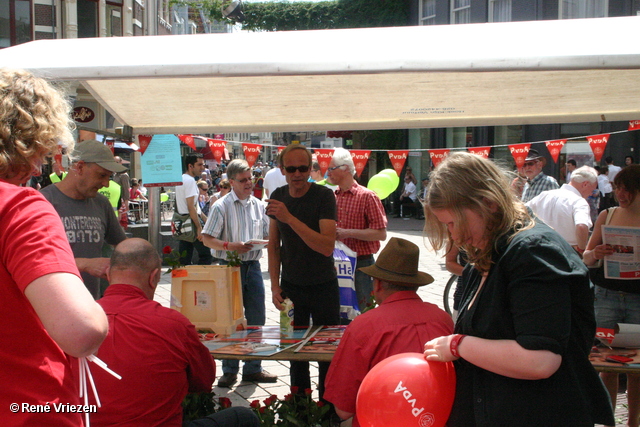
[41,140,127,299]
[323,238,454,427]
[520,149,559,203]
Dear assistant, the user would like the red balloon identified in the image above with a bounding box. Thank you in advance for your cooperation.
[356,352,456,427]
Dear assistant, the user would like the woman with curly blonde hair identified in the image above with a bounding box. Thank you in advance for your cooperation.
[0,69,75,183]
[0,69,107,426]
[422,152,613,426]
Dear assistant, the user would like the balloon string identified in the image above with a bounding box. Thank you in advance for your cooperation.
[78,355,122,427]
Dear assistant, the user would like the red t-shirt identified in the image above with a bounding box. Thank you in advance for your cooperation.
[0,183,82,426]
[88,284,215,427]
[324,291,454,427]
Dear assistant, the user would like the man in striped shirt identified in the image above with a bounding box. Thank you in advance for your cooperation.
[202,159,277,388]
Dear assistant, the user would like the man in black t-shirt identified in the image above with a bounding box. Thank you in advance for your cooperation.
[266,144,339,399]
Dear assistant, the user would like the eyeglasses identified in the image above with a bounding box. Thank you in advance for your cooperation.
[328,164,345,172]
[523,160,539,168]
[284,165,310,174]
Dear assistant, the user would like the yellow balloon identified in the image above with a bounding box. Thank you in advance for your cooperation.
[380,169,400,189]
[367,174,395,200]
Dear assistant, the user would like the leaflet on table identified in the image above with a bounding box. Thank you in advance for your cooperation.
[293,325,347,353]
[597,323,640,348]
[199,326,311,355]
[602,225,640,280]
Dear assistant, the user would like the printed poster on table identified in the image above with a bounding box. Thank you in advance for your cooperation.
[602,225,640,280]
[200,326,310,356]
[294,325,347,354]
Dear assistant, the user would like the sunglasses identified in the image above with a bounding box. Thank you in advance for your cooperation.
[523,160,539,167]
[328,164,345,171]
[284,165,310,174]
[233,177,251,184]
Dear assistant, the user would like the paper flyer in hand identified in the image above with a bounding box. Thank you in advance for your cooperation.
[602,225,640,280]
[245,240,269,251]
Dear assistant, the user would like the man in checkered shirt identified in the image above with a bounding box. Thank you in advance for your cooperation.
[327,148,388,312]
[521,148,559,203]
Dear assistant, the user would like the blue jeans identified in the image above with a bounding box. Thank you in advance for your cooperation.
[178,239,213,266]
[354,256,374,312]
[220,260,266,376]
[594,285,640,328]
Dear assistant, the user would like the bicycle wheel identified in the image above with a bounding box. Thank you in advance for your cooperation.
[443,274,458,316]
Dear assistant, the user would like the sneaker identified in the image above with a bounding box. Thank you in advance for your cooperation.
[217,373,238,388]
[242,371,278,383]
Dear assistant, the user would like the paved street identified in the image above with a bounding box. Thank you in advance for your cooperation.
[154,215,630,427]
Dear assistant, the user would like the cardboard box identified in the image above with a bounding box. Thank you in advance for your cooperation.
[171,265,246,335]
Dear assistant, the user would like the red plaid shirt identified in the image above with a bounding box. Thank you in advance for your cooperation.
[335,182,387,256]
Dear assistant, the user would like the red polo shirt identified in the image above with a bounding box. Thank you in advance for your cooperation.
[89,284,215,427]
[324,291,454,426]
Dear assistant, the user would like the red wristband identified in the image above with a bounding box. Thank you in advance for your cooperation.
[223,241,229,250]
[450,334,467,359]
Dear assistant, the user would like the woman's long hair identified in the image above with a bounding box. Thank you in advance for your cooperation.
[423,152,532,272]
[0,69,75,182]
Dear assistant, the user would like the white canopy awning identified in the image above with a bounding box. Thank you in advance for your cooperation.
[2,16,640,134]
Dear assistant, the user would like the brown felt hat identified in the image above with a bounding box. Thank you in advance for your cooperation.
[359,238,434,287]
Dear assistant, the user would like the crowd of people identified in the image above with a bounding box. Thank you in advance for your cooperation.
[2,67,639,427]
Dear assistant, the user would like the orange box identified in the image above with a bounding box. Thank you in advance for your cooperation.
[171,265,246,335]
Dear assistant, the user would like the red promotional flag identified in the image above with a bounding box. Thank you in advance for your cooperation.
[387,150,409,176]
[314,149,334,176]
[177,134,196,151]
[105,139,115,154]
[350,150,371,177]
[587,134,610,162]
[629,120,640,131]
[467,146,491,159]
[429,149,450,168]
[137,135,152,155]
[207,139,227,163]
[277,146,285,154]
[54,145,64,172]
[544,139,567,163]
[508,143,531,168]
[242,143,262,168]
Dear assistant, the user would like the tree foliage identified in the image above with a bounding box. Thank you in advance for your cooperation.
[192,0,409,32]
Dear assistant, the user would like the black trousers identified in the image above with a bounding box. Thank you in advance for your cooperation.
[281,277,340,399]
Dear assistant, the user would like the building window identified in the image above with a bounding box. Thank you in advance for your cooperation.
[559,0,608,19]
[77,0,98,38]
[450,0,470,24]
[419,0,436,25]
[0,0,32,48]
[489,0,511,22]
[106,4,122,36]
